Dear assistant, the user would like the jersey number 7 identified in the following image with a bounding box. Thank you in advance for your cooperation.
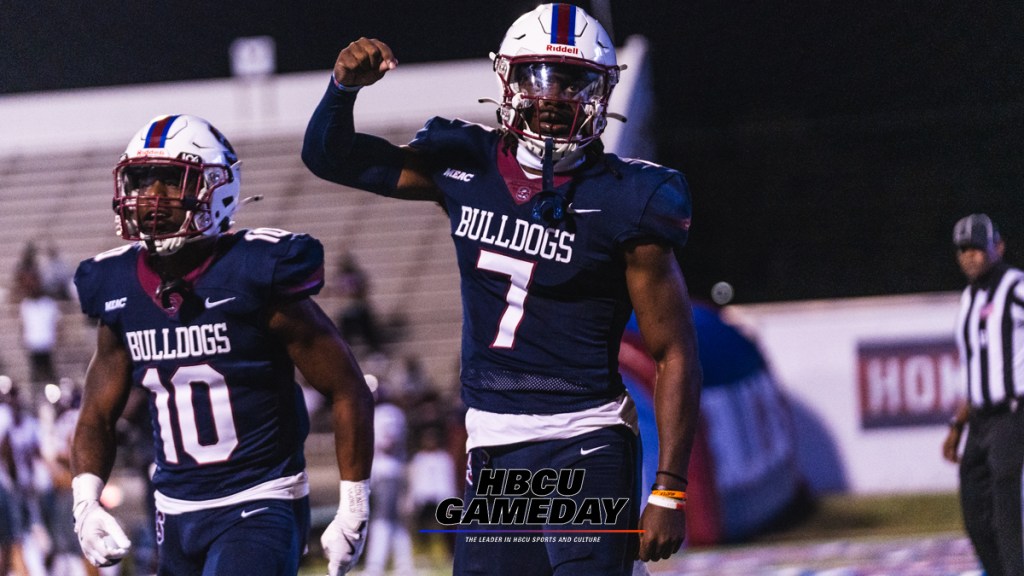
[477,250,536,349]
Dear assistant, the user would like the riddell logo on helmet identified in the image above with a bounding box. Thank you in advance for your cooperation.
[546,44,581,56]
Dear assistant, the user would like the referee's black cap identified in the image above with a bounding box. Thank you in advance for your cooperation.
[953,213,1001,249]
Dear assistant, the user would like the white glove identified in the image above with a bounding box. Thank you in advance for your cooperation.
[72,474,131,567]
[321,479,370,576]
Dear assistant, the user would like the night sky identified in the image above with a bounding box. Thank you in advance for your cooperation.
[3,1,1021,303]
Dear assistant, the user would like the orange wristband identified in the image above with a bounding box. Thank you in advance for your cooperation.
[651,489,687,500]
[647,494,686,511]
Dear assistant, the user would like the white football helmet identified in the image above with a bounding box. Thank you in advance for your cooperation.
[493,3,620,163]
[113,114,241,256]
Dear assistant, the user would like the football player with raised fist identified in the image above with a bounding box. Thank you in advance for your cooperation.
[304,4,702,574]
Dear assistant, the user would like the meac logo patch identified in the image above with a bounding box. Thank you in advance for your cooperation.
[443,168,475,182]
[105,297,127,311]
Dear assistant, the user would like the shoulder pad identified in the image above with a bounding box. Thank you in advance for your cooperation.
[638,173,692,251]
[408,117,497,158]
[237,228,325,301]
[74,244,140,319]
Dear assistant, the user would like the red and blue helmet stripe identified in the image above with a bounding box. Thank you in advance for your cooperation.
[144,114,180,148]
[549,3,577,46]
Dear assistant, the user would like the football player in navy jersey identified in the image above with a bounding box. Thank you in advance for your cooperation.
[302,4,702,575]
[71,114,374,576]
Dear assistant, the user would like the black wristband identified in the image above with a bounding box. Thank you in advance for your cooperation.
[655,470,688,485]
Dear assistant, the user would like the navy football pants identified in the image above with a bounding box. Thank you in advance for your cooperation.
[156,497,310,576]
[454,426,640,576]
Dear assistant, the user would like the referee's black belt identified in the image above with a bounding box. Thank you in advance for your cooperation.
[972,397,1024,418]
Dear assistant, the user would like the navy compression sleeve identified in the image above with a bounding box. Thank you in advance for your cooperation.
[301,78,405,196]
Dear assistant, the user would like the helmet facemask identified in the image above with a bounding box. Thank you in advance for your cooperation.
[113,157,234,256]
[496,55,617,164]
[491,4,621,168]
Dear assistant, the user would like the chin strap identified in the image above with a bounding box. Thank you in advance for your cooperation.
[531,137,567,226]
[542,137,555,193]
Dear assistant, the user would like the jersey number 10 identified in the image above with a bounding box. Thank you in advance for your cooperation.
[142,364,239,464]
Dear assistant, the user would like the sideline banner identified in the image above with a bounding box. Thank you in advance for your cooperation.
[724,292,964,493]
[857,338,961,429]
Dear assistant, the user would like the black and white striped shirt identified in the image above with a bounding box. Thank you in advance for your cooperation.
[956,263,1024,409]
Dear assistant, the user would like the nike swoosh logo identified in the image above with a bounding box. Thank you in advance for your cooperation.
[568,204,602,214]
[205,296,236,309]
[580,444,610,456]
[241,506,268,518]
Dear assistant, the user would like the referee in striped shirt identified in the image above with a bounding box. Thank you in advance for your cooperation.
[943,213,1024,576]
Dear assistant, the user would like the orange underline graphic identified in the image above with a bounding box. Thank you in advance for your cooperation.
[420,529,644,533]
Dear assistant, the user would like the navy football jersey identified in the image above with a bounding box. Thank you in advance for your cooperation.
[409,118,691,415]
[74,228,325,501]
